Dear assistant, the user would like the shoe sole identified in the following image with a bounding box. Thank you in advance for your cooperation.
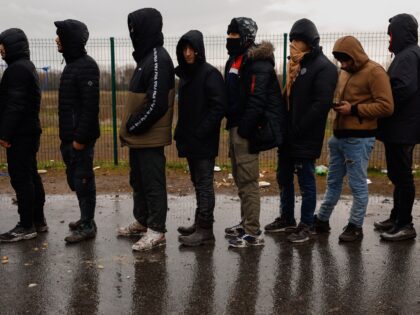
[0,232,38,243]
[265,227,296,233]
[374,226,394,232]
[65,234,96,244]
[229,242,265,248]
[311,230,330,235]
[288,236,310,243]
[117,231,147,237]
[177,231,195,236]
[225,232,242,238]
[132,241,166,252]
[179,238,215,247]
[36,227,49,233]
[380,234,417,241]
[339,235,363,242]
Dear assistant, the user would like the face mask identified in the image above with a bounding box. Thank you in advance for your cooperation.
[226,38,243,56]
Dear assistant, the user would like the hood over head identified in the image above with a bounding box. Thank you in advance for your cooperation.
[176,30,206,68]
[0,28,30,64]
[332,36,369,70]
[388,13,418,54]
[54,19,89,62]
[289,18,320,48]
[128,8,164,62]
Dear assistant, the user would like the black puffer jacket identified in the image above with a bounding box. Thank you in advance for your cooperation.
[285,19,338,159]
[174,30,226,158]
[55,19,100,144]
[378,14,420,144]
[0,28,41,142]
[225,41,286,153]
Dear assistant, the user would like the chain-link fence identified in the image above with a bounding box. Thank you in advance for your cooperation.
[0,33,418,169]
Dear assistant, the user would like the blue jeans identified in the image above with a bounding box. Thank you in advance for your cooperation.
[317,136,375,227]
[277,152,316,226]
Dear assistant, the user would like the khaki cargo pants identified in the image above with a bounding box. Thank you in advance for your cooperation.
[229,127,260,235]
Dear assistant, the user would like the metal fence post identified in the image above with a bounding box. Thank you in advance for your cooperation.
[282,33,288,88]
[110,37,118,166]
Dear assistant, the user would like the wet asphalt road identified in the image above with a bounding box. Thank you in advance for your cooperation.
[0,194,419,315]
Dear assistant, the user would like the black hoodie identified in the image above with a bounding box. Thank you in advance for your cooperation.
[378,13,420,144]
[119,8,175,148]
[0,28,41,141]
[174,30,226,158]
[55,19,100,144]
[284,19,338,159]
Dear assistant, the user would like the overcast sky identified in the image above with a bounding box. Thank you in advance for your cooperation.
[1,0,419,38]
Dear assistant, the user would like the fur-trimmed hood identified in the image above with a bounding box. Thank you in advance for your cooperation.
[247,41,275,63]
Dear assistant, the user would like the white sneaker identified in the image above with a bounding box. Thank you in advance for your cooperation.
[117,221,147,237]
[132,229,166,252]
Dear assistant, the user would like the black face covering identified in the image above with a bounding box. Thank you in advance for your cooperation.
[226,38,244,56]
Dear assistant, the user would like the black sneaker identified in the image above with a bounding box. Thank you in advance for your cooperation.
[339,223,363,242]
[380,224,417,241]
[35,220,49,233]
[225,223,245,237]
[65,222,96,244]
[313,215,331,234]
[374,218,395,231]
[264,216,297,233]
[287,222,311,243]
[228,230,264,248]
[0,223,37,243]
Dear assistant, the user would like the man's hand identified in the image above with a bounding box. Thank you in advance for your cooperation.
[72,141,85,150]
[0,139,11,148]
[334,101,352,115]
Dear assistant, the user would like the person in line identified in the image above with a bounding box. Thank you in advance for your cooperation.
[0,28,46,242]
[118,8,175,252]
[314,35,394,242]
[224,17,286,248]
[264,19,338,243]
[376,13,419,241]
[55,19,100,243]
[175,30,227,246]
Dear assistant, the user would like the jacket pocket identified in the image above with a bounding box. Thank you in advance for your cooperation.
[248,119,277,153]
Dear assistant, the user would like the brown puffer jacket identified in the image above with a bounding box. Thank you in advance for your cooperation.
[332,36,394,138]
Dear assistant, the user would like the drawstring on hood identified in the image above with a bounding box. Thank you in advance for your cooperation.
[0,28,30,65]
[128,8,164,63]
[54,19,89,63]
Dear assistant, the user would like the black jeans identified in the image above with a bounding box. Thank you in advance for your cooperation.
[384,142,416,226]
[129,147,168,233]
[187,157,215,226]
[60,141,96,222]
[7,135,45,228]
